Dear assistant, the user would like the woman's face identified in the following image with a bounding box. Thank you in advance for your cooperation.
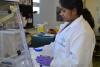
[60,7,77,22]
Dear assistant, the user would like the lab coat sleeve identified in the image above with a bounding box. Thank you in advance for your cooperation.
[65,33,95,67]
[40,42,55,57]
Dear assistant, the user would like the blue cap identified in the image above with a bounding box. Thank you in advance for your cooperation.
[34,48,43,52]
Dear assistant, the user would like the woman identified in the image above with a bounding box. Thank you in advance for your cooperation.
[36,0,95,67]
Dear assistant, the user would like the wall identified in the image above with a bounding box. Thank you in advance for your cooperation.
[85,0,100,36]
[39,0,58,28]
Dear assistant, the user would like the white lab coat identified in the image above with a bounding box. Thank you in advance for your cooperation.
[42,16,95,67]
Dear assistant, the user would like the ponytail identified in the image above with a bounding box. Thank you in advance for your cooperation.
[82,8,95,29]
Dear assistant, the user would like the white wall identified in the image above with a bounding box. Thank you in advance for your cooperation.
[39,0,58,28]
[33,14,40,27]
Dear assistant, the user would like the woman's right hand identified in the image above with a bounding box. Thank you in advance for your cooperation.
[36,55,53,66]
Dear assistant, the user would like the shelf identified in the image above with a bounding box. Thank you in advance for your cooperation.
[5,0,19,2]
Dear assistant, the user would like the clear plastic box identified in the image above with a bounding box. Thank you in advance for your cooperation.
[0,1,34,67]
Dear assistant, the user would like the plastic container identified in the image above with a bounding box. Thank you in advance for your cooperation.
[37,24,45,33]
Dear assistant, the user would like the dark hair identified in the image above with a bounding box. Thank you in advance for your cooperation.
[82,8,95,29]
[59,0,83,15]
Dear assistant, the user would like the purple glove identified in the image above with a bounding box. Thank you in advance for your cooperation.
[36,55,53,66]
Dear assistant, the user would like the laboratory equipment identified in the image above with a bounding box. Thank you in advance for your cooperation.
[0,0,34,67]
[31,33,55,48]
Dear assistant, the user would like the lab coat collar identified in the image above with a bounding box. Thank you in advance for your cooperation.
[62,15,83,28]
[59,22,68,31]
[69,15,83,28]
[59,15,83,32]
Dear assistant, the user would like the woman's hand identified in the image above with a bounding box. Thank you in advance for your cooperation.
[36,55,53,66]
